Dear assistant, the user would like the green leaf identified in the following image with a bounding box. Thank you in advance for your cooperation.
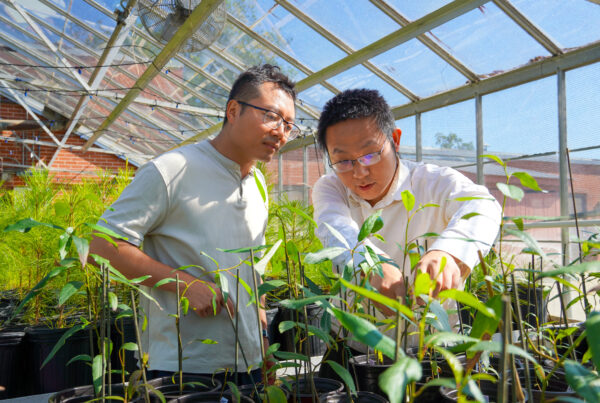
[273,351,309,361]
[197,338,218,344]
[504,228,547,259]
[414,272,434,298]
[265,385,288,403]
[92,354,104,395]
[215,273,229,304]
[358,210,384,242]
[481,154,505,167]
[497,183,524,202]
[513,171,543,192]
[66,354,92,366]
[121,342,138,352]
[564,360,600,402]
[154,277,176,289]
[218,245,270,254]
[278,320,296,334]
[425,332,479,348]
[512,217,524,231]
[254,170,267,204]
[279,296,332,310]
[401,190,415,212]
[254,239,282,276]
[108,291,118,311]
[585,312,600,370]
[10,265,69,321]
[72,235,89,268]
[427,300,451,332]
[466,341,538,364]
[180,297,189,315]
[4,218,63,233]
[58,281,84,306]
[87,223,128,240]
[538,261,600,278]
[325,360,356,394]
[331,306,397,359]
[227,382,241,403]
[283,204,317,227]
[438,289,496,318]
[323,222,350,248]
[379,357,422,403]
[460,212,482,220]
[339,278,413,319]
[304,247,346,264]
[258,279,287,297]
[58,231,72,260]
[469,295,503,342]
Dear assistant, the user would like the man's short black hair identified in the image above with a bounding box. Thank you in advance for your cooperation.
[224,64,296,125]
[317,89,395,152]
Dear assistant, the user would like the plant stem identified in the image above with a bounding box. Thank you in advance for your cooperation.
[249,249,270,403]
[298,252,316,403]
[234,267,240,386]
[499,294,511,403]
[176,274,182,395]
[130,289,150,403]
[511,274,530,402]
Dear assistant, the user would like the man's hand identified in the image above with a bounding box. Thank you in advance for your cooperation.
[187,281,235,318]
[369,262,406,316]
[415,250,469,298]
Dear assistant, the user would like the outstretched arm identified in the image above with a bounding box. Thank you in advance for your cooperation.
[89,236,234,317]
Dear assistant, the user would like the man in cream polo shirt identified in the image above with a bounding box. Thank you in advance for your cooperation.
[90,65,299,383]
[312,89,502,359]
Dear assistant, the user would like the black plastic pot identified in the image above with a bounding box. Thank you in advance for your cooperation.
[349,354,392,398]
[236,383,290,402]
[519,367,579,403]
[25,325,93,394]
[440,379,528,402]
[0,330,26,398]
[276,303,326,356]
[511,284,548,329]
[49,382,140,402]
[168,391,254,402]
[150,374,221,400]
[289,377,344,403]
[319,391,388,402]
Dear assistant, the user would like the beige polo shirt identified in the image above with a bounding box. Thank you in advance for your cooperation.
[99,140,268,373]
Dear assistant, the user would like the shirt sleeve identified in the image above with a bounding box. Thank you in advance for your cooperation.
[312,174,386,270]
[421,165,502,269]
[97,162,169,247]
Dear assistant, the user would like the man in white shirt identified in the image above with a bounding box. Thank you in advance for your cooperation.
[89,65,299,384]
[312,88,501,319]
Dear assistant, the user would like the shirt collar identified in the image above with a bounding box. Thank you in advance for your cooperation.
[346,157,412,209]
[201,140,254,180]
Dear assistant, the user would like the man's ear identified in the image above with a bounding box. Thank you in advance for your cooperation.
[226,100,241,123]
[392,128,402,151]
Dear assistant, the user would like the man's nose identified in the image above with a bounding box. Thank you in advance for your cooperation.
[352,162,369,178]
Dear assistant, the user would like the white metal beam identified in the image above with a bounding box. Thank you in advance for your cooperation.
[6,0,92,92]
[493,0,562,56]
[369,0,479,82]
[392,41,600,119]
[48,0,138,168]
[294,0,489,92]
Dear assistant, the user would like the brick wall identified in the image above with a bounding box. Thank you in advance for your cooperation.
[1,97,134,188]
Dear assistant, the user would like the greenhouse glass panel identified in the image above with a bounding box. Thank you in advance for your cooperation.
[566,62,600,154]
[421,100,477,183]
[250,7,346,72]
[298,84,335,110]
[328,65,409,107]
[68,1,116,38]
[226,0,275,27]
[513,0,600,50]
[370,38,467,99]
[386,0,452,22]
[300,0,398,50]
[429,2,550,76]
[483,76,557,156]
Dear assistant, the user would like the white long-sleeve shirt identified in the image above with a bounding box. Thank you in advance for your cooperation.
[312,158,502,280]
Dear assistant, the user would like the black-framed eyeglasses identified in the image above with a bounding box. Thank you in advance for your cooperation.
[329,143,387,173]
[236,100,301,141]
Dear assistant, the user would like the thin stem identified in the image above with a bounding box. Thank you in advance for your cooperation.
[511,274,531,402]
[176,274,183,395]
[130,289,150,403]
[298,252,316,403]
[249,250,269,403]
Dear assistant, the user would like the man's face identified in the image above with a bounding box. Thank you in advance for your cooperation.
[325,117,400,206]
[229,82,296,163]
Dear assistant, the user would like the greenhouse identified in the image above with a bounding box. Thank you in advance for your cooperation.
[0,0,599,402]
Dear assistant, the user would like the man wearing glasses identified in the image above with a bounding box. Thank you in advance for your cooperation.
[90,65,298,384]
[312,88,501,332]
